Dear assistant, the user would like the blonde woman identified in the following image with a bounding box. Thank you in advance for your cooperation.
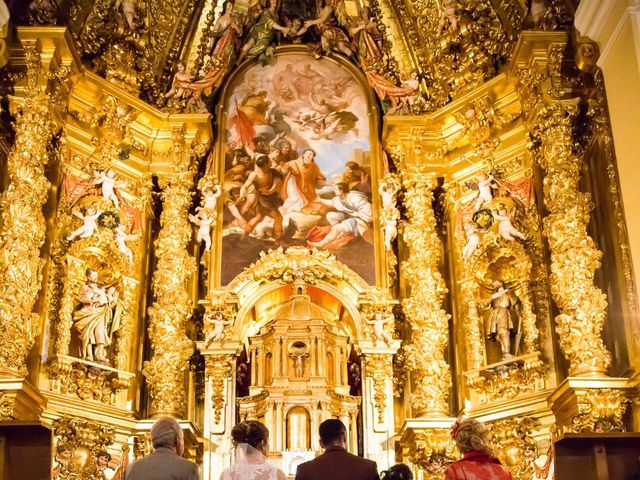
[445,418,512,480]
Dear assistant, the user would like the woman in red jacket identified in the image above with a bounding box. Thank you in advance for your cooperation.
[445,418,513,480]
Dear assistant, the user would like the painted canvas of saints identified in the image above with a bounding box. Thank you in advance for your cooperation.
[219,53,375,285]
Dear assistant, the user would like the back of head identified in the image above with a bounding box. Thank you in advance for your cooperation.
[231,420,269,450]
[453,418,492,455]
[150,416,182,450]
[319,419,346,446]
[380,464,413,480]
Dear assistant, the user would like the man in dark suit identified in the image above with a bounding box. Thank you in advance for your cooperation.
[296,419,379,480]
[123,416,199,480]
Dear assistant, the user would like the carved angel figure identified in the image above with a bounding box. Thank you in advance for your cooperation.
[196,184,222,214]
[492,206,526,241]
[67,207,102,241]
[473,172,496,211]
[436,0,459,36]
[462,223,480,259]
[114,0,137,30]
[379,178,400,251]
[483,280,519,359]
[28,0,58,24]
[94,169,126,208]
[164,63,195,100]
[240,1,289,63]
[114,224,140,263]
[189,211,214,251]
[204,311,233,344]
[365,310,394,345]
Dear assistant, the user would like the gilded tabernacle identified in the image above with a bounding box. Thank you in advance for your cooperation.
[0,0,639,479]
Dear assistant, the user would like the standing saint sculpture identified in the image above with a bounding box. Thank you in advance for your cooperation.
[482,280,519,360]
[73,269,122,364]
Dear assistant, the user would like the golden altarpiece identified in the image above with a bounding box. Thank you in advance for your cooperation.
[0,0,638,479]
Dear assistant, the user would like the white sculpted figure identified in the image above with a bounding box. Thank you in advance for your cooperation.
[196,184,222,214]
[114,0,136,30]
[365,310,394,345]
[189,211,214,251]
[437,0,459,36]
[379,179,400,251]
[204,311,233,344]
[462,223,480,259]
[164,63,195,100]
[473,172,496,211]
[113,224,140,263]
[493,206,526,241]
[94,169,126,208]
[67,207,101,241]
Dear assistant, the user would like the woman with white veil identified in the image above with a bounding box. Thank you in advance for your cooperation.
[222,421,286,480]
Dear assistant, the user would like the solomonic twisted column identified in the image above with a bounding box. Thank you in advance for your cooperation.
[0,44,53,377]
[537,100,612,376]
[143,133,197,417]
[399,168,451,416]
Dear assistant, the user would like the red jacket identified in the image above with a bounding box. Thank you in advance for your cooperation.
[444,451,513,480]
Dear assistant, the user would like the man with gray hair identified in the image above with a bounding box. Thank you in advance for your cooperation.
[123,416,199,480]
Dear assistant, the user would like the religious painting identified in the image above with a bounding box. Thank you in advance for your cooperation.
[218,52,376,285]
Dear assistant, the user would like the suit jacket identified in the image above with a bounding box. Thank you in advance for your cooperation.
[122,447,199,480]
[295,446,379,480]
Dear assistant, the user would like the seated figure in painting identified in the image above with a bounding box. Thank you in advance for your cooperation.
[306,182,373,249]
[239,155,284,243]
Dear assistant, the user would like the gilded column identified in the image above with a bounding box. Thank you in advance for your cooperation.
[399,168,451,416]
[460,279,484,370]
[0,44,53,377]
[536,100,611,376]
[142,131,196,417]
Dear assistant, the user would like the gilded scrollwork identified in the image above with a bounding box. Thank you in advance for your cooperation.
[206,354,234,423]
[363,353,393,423]
[406,429,458,479]
[568,389,630,434]
[0,392,15,419]
[489,416,538,480]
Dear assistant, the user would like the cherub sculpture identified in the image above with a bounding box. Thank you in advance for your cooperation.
[379,178,401,251]
[462,223,480,259]
[203,311,233,344]
[67,207,102,241]
[114,0,136,30]
[472,172,496,212]
[195,184,222,215]
[113,224,141,263]
[93,169,126,208]
[493,206,526,241]
[436,0,459,36]
[189,211,214,251]
[365,310,394,345]
[165,63,195,100]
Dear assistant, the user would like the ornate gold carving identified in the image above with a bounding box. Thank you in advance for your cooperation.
[465,354,546,404]
[490,416,538,480]
[397,161,451,416]
[133,433,152,459]
[406,429,458,479]
[206,354,234,423]
[0,392,15,420]
[568,389,630,433]
[49,357,133,403]
[143,133,196,417]
[0,43,53,377]
[364,354,393,423]
[230,246,368,290]
[53,416,116,480]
